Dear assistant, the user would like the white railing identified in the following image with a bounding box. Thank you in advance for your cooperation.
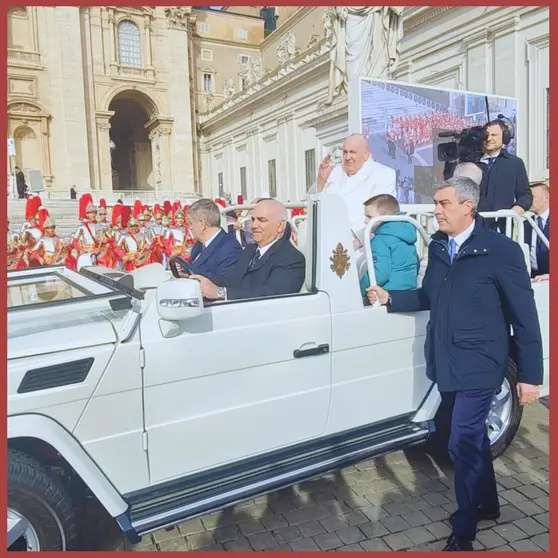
[362,209,549,294]
[45,191,200,205]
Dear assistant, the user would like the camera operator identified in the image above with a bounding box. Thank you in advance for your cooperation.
[478,120,532,230]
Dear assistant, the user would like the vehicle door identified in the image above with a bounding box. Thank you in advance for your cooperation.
[315,197,432,436]
[140,289,332,485]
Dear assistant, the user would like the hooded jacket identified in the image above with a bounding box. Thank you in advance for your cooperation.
[360,213,420,294]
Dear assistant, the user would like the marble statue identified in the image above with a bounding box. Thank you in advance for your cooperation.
[277,31,296,66]
[205,92,215,112]
[247,57,263,84]
[223,77,236,98]
[327,7,405,104]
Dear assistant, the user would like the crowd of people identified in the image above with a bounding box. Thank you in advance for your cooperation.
[6,193,307,283]
[387,110,475,149]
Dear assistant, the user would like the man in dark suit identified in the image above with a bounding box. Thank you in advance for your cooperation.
[367,176,543,551]
[478,121,532,231]
[15,166,26,199]
[187,199,242,277]
[192,199,305,301]
[524,182,550,279]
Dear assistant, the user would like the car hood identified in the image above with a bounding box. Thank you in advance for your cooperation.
[8,313,118,360]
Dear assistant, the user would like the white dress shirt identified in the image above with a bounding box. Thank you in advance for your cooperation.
[530,209,549,271]
[255,237,280,258]
[448,220,476,255]
[204,229,221,248]
[194,229,221,261]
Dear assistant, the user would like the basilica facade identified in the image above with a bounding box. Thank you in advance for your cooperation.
[8,6,198,197]
[8,7,549,202]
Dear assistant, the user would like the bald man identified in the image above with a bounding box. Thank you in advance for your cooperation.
[192,199,305,301]
[309,133,396,244]
[452,162,483,186]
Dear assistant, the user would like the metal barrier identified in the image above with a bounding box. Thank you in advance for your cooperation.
[362,209,549,295]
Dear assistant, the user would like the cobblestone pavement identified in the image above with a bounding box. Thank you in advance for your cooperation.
[122,400,548,552]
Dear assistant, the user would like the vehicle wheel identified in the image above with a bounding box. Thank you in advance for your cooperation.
[8,449,78,551]
[487,360,523,460]
[426,359,523,462]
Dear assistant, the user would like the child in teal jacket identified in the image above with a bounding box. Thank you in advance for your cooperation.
[360,194,420,297]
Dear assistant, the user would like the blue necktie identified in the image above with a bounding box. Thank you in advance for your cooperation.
[449,238,457,263]
[536,217,544,253]
[486,157,496,169]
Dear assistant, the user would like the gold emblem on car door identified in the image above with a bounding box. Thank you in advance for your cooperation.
[330,242,351,278]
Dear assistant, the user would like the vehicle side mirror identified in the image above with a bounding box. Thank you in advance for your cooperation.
[156,278,203,321]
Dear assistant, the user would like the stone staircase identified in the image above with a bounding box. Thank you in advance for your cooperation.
[8,199,80,238]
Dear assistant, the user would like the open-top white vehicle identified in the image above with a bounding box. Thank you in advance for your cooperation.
[7,194,549,550]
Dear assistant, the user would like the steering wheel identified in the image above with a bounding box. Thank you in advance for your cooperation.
[169,256,194,279]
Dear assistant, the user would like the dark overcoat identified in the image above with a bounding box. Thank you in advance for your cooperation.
[389,217,543,392]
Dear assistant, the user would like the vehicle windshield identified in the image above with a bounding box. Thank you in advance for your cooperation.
[7,266,142,312]
[8,273,90,309]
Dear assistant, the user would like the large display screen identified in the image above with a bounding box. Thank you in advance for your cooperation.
[356,78,518,203]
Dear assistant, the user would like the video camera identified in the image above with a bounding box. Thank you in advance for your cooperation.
[437,126,487,163]
[437,126,487,180]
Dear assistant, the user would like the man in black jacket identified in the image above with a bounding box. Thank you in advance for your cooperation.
[192,199,305,301]
[524,182,550,278]
[367,176,543,552]
[478,121,532,231]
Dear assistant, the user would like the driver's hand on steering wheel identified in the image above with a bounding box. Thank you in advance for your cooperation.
[190,274,220,300]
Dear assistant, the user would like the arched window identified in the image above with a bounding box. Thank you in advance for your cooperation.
[117,20,141,68]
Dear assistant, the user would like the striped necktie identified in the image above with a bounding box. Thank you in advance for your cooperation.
[249,248,261,269]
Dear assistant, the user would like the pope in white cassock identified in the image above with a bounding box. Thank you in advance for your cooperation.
[308,133,396,245]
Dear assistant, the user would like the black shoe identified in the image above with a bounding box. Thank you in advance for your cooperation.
[449,506,500,523]
[443,534,474,551]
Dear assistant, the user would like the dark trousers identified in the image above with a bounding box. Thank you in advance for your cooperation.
[441,389,500,541]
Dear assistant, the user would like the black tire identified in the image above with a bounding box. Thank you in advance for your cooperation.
[489,360,523,459]
[426,359,523,462]
[8,449,79,551]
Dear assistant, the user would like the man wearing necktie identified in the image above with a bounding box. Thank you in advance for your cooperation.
[191,199,305,301]
[367,176,543,551]
[524,182,550,278]
[186,199,243,278]
[477,121,532,232]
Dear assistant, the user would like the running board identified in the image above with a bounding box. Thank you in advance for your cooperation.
[128,422,431,536]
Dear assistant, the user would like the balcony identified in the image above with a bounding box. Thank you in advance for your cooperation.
[8,48,42,69]
[112,64,155,83]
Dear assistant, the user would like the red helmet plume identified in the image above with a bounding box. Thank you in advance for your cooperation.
[111,203,122,227]
[133,199,143,218]
[79,193,94,221]
[120,205,131,228]
[38,207,50,230]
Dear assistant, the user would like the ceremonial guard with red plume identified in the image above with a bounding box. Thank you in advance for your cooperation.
[28,216,77,270]
[7,217,26,270]
[73,194,100,255]
[98,198,109,226]
[118,217,152,271]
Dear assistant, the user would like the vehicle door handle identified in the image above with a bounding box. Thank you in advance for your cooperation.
[293,344,330,359]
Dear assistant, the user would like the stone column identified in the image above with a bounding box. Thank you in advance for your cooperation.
[107,8,118,76]
[96,111,114,191]
[164,7,196,195]
[143,15,155,81]
[158,127,173,192]
[149,128,163,196]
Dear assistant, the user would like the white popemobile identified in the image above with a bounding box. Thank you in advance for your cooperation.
[7,195,549,550]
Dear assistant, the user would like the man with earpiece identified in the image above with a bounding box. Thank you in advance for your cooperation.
[478,120,532,233]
